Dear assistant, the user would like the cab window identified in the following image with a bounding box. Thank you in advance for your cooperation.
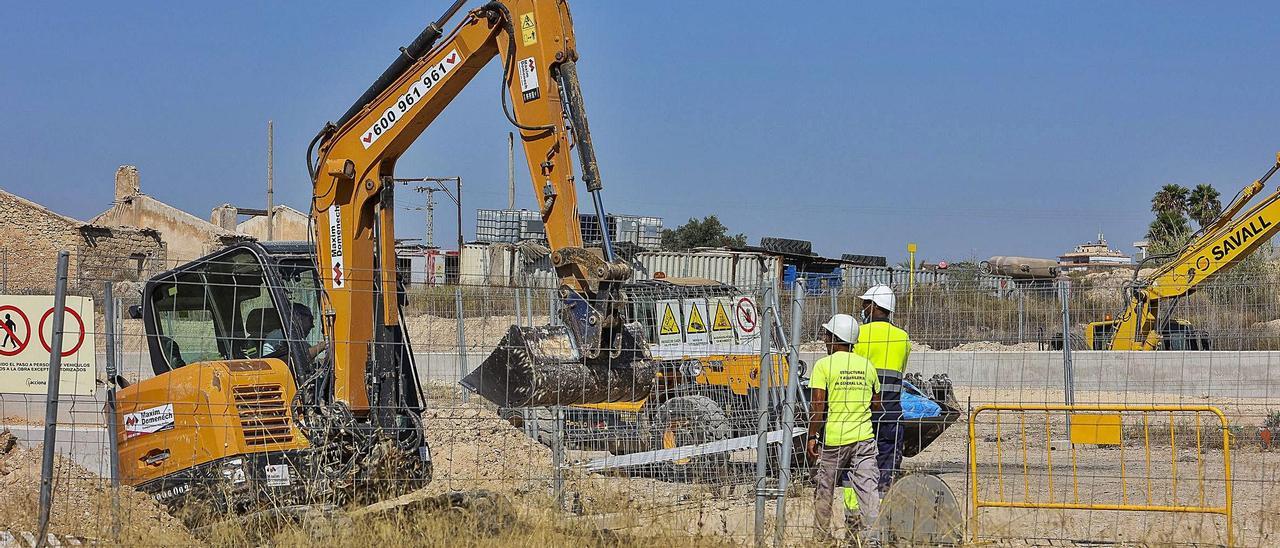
[148,250,282,372]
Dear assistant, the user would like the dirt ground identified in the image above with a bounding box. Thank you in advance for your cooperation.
[403,314,550,353]
[0,430,196,545]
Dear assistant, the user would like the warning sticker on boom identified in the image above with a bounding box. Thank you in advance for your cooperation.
[520,13,537,46]
[656,300,682,346]
[517,57,540,102]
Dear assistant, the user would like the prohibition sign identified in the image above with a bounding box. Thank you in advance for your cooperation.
[734,297,758,335]
[0,305,31,357]
[39,306,85,357]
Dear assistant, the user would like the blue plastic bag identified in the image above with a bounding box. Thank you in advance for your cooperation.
[901,380,942,420]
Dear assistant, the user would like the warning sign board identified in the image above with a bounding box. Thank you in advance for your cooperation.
[682,299,710,345]
[733,295,759,340]
[710,298,735,344]
[0,295,96,396]
[655,300,683,346]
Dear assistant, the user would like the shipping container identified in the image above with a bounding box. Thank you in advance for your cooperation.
[632,250,781,290]
[841,265,1014,297]
[784,265,843,294]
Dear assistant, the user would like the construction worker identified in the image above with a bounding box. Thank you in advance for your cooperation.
[807,313,881,540]
[854,284,910,495]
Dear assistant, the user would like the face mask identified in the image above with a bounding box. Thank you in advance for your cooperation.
[860,309,870,323]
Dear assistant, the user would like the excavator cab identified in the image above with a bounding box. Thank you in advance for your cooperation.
[117,241,430,521]
[1083,318,1210,350]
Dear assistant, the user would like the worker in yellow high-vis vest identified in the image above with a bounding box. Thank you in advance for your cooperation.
[854,284,910,495]
[807,314,882,541]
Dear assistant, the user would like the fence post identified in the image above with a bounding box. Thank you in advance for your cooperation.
[754,284,776,548]
[102,282,122,541]
[1058,280,1075,408]
[525,286,533,327]
[547,287,558,326]
[455,288,468,402]
[514,284,522,328]
[1017,288,1026,343]
[773,279,805,546]
[36,251,70,546]
[552,406,565,510]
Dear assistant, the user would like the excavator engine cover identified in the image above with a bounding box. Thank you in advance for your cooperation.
[461,322,656,407]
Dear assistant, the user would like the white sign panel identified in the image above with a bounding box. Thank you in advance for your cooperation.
[654,299,683,346]
[0,295,96,396]
[709,297,736,344]
[329,206,345,288]
[682,298,710,345]
[124,403,175,439]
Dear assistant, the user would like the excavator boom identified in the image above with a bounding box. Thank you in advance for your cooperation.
[307,0,652,409]
[1107,153,1280,350]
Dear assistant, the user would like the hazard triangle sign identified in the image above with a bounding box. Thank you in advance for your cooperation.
[655,300,682,345]
[710,298,735,343]
[682,299,710,344]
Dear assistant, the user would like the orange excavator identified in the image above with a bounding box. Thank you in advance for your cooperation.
[113,0,653,520]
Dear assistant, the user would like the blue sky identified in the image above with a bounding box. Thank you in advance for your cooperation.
[2,1,1277,263]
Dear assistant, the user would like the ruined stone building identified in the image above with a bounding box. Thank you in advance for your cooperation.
[2,165,315,296]
[91,166,247,264]
[0,187,166,296]
[211,204,311,241]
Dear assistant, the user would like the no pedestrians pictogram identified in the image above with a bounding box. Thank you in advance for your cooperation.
[0,304,31,357]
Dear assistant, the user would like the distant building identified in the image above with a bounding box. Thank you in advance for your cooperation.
[93,166,247,264]
[1133,240,1150,261]
[1059,233,1133,272]
[0,186,166,297]
[211,204,311,241]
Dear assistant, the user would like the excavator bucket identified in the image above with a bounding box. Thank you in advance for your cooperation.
[460,322,656,408]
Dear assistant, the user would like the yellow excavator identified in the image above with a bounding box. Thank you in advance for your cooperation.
[113,0,656,520]
[1086,153,1280,350]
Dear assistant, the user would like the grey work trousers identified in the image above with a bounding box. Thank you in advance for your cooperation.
[813,438,880,538]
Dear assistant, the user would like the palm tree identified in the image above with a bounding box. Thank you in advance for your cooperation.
[1147,210,1191,245]
[1186,183,1222,228]
[1151,184,1190,216]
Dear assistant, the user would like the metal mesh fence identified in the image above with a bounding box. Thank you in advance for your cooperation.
[4,250,1280,545]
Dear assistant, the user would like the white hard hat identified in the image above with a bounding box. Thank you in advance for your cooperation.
[859,284,896,313]
[821,314,860,345]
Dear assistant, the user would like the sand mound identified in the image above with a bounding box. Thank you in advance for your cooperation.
[946,341,1042,352]
[0,430,195,544]
[404,314,550,352]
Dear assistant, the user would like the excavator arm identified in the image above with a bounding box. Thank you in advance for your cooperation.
[307,0,650,411]
[1109,153,1280,350]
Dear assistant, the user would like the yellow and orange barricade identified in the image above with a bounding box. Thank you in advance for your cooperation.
[967,404,1233,546]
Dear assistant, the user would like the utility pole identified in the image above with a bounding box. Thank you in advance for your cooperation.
[266,120,274,241]
[414,187,442,247]
[507,132,516,210]
[397,177,463,251]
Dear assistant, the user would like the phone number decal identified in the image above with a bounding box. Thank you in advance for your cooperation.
[360,49,461,149]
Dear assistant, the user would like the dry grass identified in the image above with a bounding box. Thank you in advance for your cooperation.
[198,493,735,548]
